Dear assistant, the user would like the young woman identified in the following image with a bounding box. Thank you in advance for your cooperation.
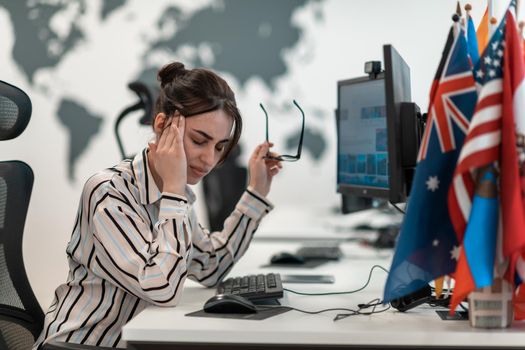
[34,62,282,349]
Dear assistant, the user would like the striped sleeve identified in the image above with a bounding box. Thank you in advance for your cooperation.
[90,181,190,307]
[187,188,273,286]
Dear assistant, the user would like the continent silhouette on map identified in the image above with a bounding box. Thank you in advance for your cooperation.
[1,0,86,82]
[146,0,312,87]
[286,126,326,161]
[57,99,103,181]
[101,0,126,20]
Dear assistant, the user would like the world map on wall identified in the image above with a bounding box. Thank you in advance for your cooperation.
[1,0,326,181]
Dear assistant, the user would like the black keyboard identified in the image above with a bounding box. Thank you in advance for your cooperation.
[217,273,283,301]
[296,246,342,260]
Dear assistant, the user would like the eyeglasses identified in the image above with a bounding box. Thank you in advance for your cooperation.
[259,100,305,162]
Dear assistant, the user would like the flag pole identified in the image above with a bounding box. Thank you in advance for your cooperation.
[457,1,465,27]
[488,0,496,35]
[465,4,472,37]
[456,1,463,16]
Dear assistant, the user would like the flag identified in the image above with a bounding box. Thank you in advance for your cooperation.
[477,7,489,56]
[383,21,477,303]
[448,13,508,248]
[515,284,525,320]
[448,0,525,311]
[466,13,480,66]
[500,6,525,284]
[449,167,499,311]
[448,11,506,312]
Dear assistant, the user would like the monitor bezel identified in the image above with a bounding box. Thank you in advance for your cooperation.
[336,73,390,200]
[383,44,412,203]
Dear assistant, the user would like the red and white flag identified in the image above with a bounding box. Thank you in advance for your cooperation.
[502,11,525,282]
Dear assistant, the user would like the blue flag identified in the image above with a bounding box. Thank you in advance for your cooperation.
[467,14,480,67]
[383,24,477,303]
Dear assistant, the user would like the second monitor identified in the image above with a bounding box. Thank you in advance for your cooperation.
[336,44,423,205]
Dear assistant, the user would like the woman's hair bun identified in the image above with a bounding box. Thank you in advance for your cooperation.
[157,62,187,88]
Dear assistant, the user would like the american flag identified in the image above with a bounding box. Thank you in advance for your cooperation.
[448,16,506,243]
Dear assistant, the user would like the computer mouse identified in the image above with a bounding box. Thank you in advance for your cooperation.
[203,294,257,314]
[270,251,305,265]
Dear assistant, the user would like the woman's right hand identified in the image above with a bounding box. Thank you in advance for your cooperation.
[149,116,187,196]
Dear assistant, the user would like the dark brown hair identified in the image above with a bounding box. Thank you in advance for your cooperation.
[154,62,242,165]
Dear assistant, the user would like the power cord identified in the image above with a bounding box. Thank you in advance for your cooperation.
[258,297,391,321]
[266,265,391,321]
[334,298,391,321]
[283,265,389,296]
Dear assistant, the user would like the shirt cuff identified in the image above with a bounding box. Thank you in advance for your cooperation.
[237,188,274,219]
[159,192,189,219]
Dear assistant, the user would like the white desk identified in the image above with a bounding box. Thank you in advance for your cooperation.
[252,205,403,241]
[122,241,525,349]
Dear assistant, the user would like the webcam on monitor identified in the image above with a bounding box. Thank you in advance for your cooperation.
[364,60,382,78]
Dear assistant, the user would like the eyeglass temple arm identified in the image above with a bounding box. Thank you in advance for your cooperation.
[293,100,305,158]
[259,103,269,143]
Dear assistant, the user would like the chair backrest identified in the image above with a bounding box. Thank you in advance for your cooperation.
[0,81,31,141]
[202,146,247,232]
[0,80,43,350]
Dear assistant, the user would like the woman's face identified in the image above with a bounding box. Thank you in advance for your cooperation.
[182,109,233,184]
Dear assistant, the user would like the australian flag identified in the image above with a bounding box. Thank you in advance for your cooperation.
[383,21,478,302]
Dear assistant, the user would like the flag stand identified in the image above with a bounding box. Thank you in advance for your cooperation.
[467,278,513,328]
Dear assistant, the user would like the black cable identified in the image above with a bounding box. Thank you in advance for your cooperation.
[334,298,391,321]
[258,298,391,319]
[357,298,383,309]
[258,305,359,315]
[257,266,395,321]
[283,265,389,296]
[389,201,406,215]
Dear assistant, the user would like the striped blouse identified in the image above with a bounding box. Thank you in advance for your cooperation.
[33,147,273,348]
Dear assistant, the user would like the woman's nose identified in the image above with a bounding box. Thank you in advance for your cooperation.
[201,145,216,167]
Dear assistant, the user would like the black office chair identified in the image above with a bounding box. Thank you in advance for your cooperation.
[114,81,155,159]
[0,81,115,349]
[0,80,44,350]
[202,146,247,232]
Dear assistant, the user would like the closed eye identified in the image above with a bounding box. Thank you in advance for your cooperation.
[192,139,206,146]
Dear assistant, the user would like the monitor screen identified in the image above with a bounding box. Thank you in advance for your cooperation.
[337,74,390,199]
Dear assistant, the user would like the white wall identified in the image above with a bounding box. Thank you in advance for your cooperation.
[0,0,513,309]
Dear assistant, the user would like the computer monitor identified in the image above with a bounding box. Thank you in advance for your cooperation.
[337,74,389,200]
[336,44,418,204]
[383,44,415,204]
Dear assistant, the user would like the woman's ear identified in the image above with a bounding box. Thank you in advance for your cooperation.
[153,113,168,136]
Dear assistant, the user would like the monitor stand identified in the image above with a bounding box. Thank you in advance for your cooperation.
[341,194,373,214]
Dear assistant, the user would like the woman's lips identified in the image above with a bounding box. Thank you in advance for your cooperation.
[190,166,207,177]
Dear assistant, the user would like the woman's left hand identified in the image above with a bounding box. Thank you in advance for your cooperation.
[248,142,283,197]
